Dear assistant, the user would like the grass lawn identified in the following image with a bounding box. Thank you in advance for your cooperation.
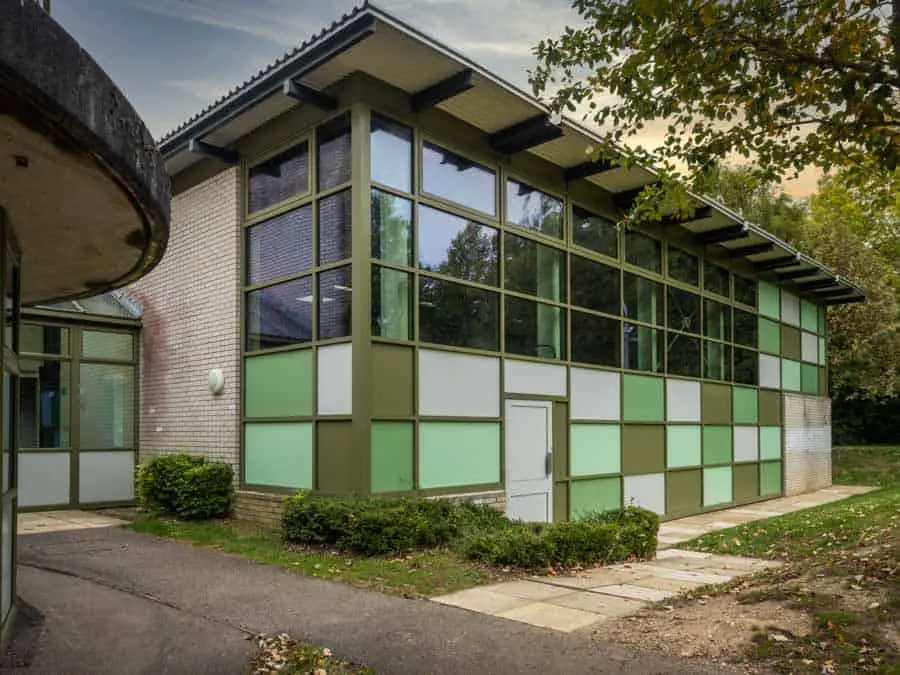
[681,445,900,674]
[129,514,501,598]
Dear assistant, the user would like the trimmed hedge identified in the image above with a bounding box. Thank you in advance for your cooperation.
[136,453,234,520]
[281,492,659,569]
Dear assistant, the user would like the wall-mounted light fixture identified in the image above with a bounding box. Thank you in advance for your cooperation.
[208,369,225,395]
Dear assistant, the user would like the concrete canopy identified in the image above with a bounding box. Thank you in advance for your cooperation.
[0,0,169,304]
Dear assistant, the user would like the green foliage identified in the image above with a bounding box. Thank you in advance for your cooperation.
[136,453,234,520]
[532,0,900,204]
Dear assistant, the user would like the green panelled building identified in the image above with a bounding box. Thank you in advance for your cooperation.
[148,4,863,523]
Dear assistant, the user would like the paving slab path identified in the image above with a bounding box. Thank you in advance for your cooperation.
[10,527,739,675]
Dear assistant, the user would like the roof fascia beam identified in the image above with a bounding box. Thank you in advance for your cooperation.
[755,255,800,271]
[776,268,819,281]
[795,278,840,290]
[282,79,337,111]
[697,224,749,245]
[411,69,474,112]
[564,158,616,183]
[728,242,774,257]
[488,114,563,154]
[187,138,238,164]
[660,205,714,227]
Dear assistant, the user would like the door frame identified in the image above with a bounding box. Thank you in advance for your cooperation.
[504,398,553,522]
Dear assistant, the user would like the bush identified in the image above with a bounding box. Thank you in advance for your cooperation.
[136,453,234,520]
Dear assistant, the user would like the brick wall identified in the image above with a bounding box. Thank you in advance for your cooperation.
[783,393,833,496]
[235,490,284,526]
[129,168,242,474]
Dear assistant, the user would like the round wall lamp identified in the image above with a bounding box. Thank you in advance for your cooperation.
[208,368,225,395]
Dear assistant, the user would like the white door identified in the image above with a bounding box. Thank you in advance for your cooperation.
[505,399,553,522]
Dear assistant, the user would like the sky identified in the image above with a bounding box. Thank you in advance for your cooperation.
[51,0,819,197]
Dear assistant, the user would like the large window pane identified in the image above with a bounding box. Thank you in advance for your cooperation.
[734,347,758,385]
[734,275,757,307]
[705,341,732,381]
[371,115,412,193]
[419,276,498,350]
[704,261,730,297]
[505,296,565,360]
[504,233,565,302]
[623,273,663,325]
[248,142,309,214]
[20,325,67,355]
[668,245,699,286]
[573,205,618,258]
[79,363,135,449]
[19,359,70,448]
[246,277,313,351]
[418,205,499,285]
[318,190,352,265]
[733,308,757,347]
[372,266,411,340]
[317,114,351,191]
[422,142,496,215]
[704,299,731,341]
[571,311,620,367]
[318,266,352,340]
[506,179,563,239]
[83,330,133,361]
[667,332,701,378]
[625,230,661,273]
[371,190,412,266]
[247,206,312,285]
[624,322,663,373]
[667,286,701,334]
[570,255,620,315]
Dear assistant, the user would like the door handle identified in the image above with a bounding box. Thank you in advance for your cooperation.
[545,452,553,476]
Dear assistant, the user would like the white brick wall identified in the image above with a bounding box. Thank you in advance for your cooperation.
[783,393,832,496]
[129,168,242,474]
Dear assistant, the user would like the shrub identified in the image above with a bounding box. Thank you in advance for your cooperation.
[136,453,234,520]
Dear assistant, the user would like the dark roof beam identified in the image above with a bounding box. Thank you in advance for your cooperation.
[411,69,474,112]
[282,79,337,111]
[613,186,650,209]
[776,267,818,281]
[729,242,775,257]
[187,138,238,164]
[564,158,616,183]
[794,278,839,290]
[815,287,858,298]
[821,294,865,305]
[697,224,749,245]
[660,205,714,227]
[488,114,563,154]
[755,255,799,271]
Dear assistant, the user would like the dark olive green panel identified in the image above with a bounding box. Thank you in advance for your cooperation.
[316,421,355,494]
[552,402,569,480]
[666,469,701,518]
[622,424,665,474]
[554,481,568,523]
[780,325,801,360]
[758,389,781,426]
[733,463,759,503]
[701,382,732,425]
[372,343,414,417]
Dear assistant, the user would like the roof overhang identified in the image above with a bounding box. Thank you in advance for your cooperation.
[159,3,863,305]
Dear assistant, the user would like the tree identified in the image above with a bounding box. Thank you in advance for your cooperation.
[531,0,900,203]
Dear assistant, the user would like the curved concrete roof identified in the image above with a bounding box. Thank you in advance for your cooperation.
[0,0,169,304]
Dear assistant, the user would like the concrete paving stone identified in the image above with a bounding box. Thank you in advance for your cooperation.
[623,564,734,585]
[699,554,782,572]
[490,580,572,600]
[630,576,703,593]
[496,601,604,632]
[655,549,711,560]
[538,570,643,590]
[432,588,532,615]
[548,591,645,616]
[651,557,720,571]
[592,584,675,602]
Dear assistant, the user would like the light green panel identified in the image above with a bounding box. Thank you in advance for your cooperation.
[781,359,802,392]
[703,466,733,506]
[245,350,313,418]
[666,425,701,468]
[371,422,414,493]
[418,422,500,488]
[758,282,780,319]
[759,426,782,460]
[801,363,819,395]
[801,299,818,332]
[818,337,826,366]
[732,386,758,424]
[702,426,732,465]
[570,477,621,517]
[570,424,621,476]
[760,461,782,496]
[623,374,665,422]
[758,318,781,355]
[244,422,313,488]
[83,330,134,360]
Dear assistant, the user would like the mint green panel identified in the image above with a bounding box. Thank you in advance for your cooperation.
[781,359,801,392]
[818,337,826,366]
[570,424,621,476]
[732,386,758,424]
[758,318,780,354]
[703,426,732,465]
[760,461,782,496]
[666,425,701,468]
[570,477,621,517]
[244,422,313,488]
[419,422,500,488]
[245,350,313,418]
[759,426,782,460]
[623,374,664,422]
[703,466,733,506]
[801,363,819,395]
[801,299,818,332]
[371,422,414,493]
[758,282,780,319]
